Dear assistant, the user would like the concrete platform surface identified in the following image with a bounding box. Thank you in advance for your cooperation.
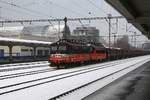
[83,61,150,100]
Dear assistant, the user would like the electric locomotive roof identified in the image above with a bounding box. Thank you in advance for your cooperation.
[50,39,105,48]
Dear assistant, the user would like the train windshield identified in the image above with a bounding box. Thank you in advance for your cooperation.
[58,46,67,50]
[50,45,67,54]
[51,46,57,51]
[51,46,67,50]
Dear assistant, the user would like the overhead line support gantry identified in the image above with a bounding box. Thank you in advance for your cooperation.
[0,16,124,24]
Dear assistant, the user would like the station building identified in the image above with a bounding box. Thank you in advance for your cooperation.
[0,25,64,57]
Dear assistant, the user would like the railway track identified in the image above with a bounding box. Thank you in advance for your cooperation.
[0,68,55,80]
[0,56,135,81]
[0,63,49,72]
[0,61,47,68]
[0,57,135,80]
[55,59,150,100]
[0,61,52,80]
[0,56,148,97]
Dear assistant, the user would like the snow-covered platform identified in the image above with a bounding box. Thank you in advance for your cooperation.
[83,57,150,100]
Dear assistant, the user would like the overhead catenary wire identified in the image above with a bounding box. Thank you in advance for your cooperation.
[85,0,116,32]
[1,6,45,20]
[69,0,96,26]
[44,0,86,28]
[46,0,86,17]
[45,0,90,30]
[86,0,108,15]
[69,0,93,16]
[42,0,86,30]
[0,0,61,32]
[0,0,55,19]
[78,19,84,27]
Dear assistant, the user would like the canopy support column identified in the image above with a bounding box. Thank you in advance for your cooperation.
[8,45,13,63]
[33,47,37,60]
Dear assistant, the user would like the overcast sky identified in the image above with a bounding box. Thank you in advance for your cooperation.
[0,0,120,19]
[0,0,148,46]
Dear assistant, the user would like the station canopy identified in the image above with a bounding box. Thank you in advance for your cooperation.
[0,37,52,47]
[105,0,150,39]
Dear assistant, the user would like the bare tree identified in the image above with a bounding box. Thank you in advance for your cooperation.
[116,35,131,49]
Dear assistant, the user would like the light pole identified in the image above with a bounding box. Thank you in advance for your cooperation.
[134,32,137,48]
[58,20,60,39]
[107,14,112,48]
[112,33,117,47]
[88,12,91,25]
[107,14,112,60]
[0,7,1,20]
[129,31,137,48]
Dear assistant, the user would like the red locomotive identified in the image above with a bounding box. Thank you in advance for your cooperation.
[48,38,150,68]
[48,39,107,68]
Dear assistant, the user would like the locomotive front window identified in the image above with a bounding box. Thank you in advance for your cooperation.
[58,46,66,50]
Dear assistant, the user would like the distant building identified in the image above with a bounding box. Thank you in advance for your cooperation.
[0,25,64,57]
[71,26,100,43]
[0,26,23,38]
[20,25,64,42]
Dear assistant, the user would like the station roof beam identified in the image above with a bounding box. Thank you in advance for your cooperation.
[0,37,52,47]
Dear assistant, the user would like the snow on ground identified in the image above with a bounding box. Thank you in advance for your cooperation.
[0,61,48,67]
[0,64,49,77]
[0,56,137,89]
[0,66,50,77]
[0,62,49,70]
[0,55,149,100]
[61,57,150,100]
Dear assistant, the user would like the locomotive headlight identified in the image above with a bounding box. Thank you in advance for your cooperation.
[60,54,68,57]
[51,54,68,57]
[87,44,91,46]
